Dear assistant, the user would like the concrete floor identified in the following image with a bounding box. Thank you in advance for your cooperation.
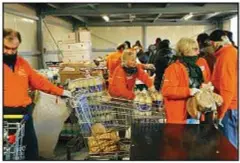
[53,140,88,160]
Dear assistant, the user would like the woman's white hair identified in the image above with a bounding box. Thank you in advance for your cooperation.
[121,49,136,67]
[176,37,199,56]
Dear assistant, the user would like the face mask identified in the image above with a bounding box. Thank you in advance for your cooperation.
[123,66,138,75]
[3,53,17,66]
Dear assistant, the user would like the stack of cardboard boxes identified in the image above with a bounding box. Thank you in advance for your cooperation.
[58,29,97,84]
[59,29,92,62]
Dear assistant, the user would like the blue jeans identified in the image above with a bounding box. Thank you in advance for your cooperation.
[219,109,238,149]
[187,119,200,124]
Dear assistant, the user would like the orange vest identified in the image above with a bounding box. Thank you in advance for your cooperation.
[161,58,210,124]
[4,56,63,107]
[108,64,153,100]
[211,45,237,119]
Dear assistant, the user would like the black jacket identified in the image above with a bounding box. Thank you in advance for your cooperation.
[154,48,173,91]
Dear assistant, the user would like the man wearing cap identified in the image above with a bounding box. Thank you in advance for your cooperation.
[209,29,238,148]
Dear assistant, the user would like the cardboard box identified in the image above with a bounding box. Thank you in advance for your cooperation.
[61,50,91,62]
[78,29,91,42]
[64,33,76,41]
[60,40,76,44]
[62,55,90,62]
[59,42,92,51]
[59,62,97,84]
[62,50,91,56]
[59,71,86,84]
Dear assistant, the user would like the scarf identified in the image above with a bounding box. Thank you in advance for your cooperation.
[180,56,204,89]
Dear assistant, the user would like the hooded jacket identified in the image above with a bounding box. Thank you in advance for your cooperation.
[211,45,237,119]
[4,56,63,107]
[108,64,153,100]
[161,58,210,124]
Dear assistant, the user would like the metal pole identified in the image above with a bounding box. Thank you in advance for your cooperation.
[37,15,45,69]
[142,26,147,50]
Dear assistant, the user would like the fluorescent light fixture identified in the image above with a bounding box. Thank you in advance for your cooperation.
[22,18,34,23]
[183,13,193,21]
[102,15,110,22]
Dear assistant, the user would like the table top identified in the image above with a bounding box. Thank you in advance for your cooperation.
[130,123,238,161]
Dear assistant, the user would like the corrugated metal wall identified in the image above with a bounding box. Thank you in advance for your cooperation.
[4,4,73,69]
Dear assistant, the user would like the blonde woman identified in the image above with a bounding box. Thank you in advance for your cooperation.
[108,49,155,100]
[161,38,210,124]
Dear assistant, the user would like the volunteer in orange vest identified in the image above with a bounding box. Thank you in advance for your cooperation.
[161,38,210,124]
[209,30,238,149]
[107,43,155,81]
[108,49,156,100]
[3,28,72,160]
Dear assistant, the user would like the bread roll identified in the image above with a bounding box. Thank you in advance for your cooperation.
[213,93,223,106]
[91,123,106,136]
[187,96,199,119]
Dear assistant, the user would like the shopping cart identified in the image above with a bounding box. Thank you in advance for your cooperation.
[68,90,166,160]
[3,114,29,160]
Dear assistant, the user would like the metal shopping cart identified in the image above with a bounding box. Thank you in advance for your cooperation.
[68,90,166,160]
[3,114,28,160]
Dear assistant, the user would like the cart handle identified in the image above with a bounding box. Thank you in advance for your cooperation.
[3,114,29,121]
[3,115,24,119]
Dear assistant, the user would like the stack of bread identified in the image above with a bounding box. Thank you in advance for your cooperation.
[88,123,120,154]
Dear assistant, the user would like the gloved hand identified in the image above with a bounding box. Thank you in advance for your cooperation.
[148,86,157,93]
[189,88,201,96]
[61,90,72,98]
[144,64,156,71]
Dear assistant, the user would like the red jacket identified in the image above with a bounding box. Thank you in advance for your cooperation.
[161,58,210,124]
[108,64,153,100]
[211,45,237,119]
[4,56,63,107]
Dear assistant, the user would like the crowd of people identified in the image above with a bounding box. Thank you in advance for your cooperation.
[106,29,238,149]
[3,27,238,160]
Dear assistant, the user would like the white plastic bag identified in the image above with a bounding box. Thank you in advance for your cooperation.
[32,91,71,158]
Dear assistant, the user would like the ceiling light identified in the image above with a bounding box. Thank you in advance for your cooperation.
[102,15,110,22]
[183,13,193,21]
[22,18,34,23]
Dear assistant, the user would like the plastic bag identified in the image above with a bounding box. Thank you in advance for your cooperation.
[32,91,71,158]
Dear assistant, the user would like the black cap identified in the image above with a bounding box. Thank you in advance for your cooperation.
[209,30,226,41]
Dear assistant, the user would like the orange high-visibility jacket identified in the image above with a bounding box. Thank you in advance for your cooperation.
[108,64,153,100]
[106,50,123,79]
[161,58,209,124]
[211,45,237,119]
[106,50,145,79]
[4,56,63,107]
